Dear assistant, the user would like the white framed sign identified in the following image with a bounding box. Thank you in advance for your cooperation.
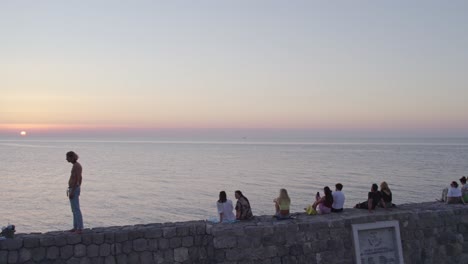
[352,220,404,264]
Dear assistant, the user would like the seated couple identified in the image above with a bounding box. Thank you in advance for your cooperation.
[216,190,253,223]
[354,182,394,212]
[305,183,345,215]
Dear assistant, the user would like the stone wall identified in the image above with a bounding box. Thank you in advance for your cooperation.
[1,202,467,263]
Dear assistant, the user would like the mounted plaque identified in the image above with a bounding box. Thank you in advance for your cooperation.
[352,220,404,264]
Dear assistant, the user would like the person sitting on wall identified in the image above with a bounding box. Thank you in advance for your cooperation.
[354,183,382,213]
[331,183,345,213]
[447,181,465,204]
[460,176,468,203]
[217,191,236,223]
[311,186,333,214]
[273,188,291,219]
[235,190,253,220]
[379,181,394,208]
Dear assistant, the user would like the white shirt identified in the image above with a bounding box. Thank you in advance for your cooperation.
[332,190,345,209]
[216,200,236,221]
[447,187,462,197]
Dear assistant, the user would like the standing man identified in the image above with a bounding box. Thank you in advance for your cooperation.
[66,151,83,234]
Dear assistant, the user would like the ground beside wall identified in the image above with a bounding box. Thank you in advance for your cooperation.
[1,202,467,264]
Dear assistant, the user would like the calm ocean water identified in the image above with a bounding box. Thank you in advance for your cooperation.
[1,137,468,233]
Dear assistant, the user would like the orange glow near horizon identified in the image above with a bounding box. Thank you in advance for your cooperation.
[1,118,468,136]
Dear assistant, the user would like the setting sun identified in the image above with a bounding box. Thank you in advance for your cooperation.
[20,131,27,136]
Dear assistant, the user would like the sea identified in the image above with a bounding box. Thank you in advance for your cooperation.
[1,137,468,233]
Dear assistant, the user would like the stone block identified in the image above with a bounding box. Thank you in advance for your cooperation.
[61,245,74,259]
[104,233,114,244]
[316,230,330,240]
[82,233,94,245]
[93,233,105,244]
[158,238,169,249]
[438,232,458,244]
[193,235,203,246]
[0,250,7,263]
[75,244,87,257]
[289,245,303,256]
[104,255,116,264]
[163,249,174,262]
[174,247,189,262]
[238,235,261,249]
[128,229,144,240]
[40,236,55,247]
[128,252,139,263]
[115,254,127,264]
[133,238,148,251]
[182,236,194,247]
[23,237,40,248]
[110,243,122,255]
[55,236,68,246]
[86,244,99,258]
[114,232,128,243]
[90,256,105,264]
[153,251,164,264]
[148,239,158,251]
[214,236,237,249]
[32,247,46,262]
[66,257,81,264]
[19,248,32,262]
[446,243,463,256]
[99,244,111,257]
[7,251,18,264]
[122,241,132,254]
[225,248,246,261]
[163,227,177,238]
[140,251,154,264]
[276,245,289,257]
[67,234,82,245]
[47,246,60,259]
[176,226,190,236]
[264,245,278,258]
[80,257,92,264]
[196,225,206,235]
[2,238,22,250]
[145,228,162,239]
[170,237,182,248]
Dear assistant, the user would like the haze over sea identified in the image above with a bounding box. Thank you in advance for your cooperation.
[1,136,468,233]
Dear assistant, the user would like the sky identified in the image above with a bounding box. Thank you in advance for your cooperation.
[1,1,468,138]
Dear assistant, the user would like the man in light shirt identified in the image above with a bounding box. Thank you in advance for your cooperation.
[332,183,345,213]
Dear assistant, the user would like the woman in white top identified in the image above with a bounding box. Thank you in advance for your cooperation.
[447,181,465,204]
[217,191,236,223]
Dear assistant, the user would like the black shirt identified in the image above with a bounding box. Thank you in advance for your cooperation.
[381,191,392,203]
[368,191,382,209]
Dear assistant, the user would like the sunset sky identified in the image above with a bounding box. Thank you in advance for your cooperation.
[1,1,468,137]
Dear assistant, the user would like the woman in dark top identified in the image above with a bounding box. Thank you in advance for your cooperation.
[312,186,333,214]
[234,190,253,220]
[354,183,382,212]
[380,181,393,208]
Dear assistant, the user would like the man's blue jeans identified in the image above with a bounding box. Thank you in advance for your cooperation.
[69,186,83,230]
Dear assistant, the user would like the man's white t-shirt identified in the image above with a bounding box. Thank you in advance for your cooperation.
[447,187,462,197]
[332,190,345,209]
[216,200,236,221]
